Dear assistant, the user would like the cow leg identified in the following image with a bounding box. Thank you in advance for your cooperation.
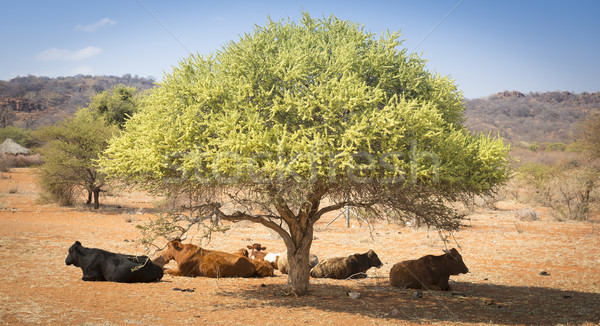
[164,268,182,276]
[438,277,451,291]
[82,273,104,281]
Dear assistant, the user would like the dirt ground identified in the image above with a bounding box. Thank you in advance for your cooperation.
[1,168,599,325]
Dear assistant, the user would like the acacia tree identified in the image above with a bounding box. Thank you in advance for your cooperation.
[36,109,118,208]
[101,13,509,295]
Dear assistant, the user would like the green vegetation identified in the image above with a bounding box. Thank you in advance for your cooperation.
[101,13,510,295]
[0,126,33,147]
[34,109,118,208]
[32,85,142,208]
[88,85,140,128]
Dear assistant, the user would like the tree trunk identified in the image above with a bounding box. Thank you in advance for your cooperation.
[283,225,314,296]
[93,188,100,209]
[86,190,92,205]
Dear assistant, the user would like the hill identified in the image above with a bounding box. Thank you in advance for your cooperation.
[0,75,155,128]
[2,75,599,145]
[464,91,600,144]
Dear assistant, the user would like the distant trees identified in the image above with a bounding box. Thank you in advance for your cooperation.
[34,85,141,208]
[0,75,155,128]
[464,92,600,144]
[88,85,139,128]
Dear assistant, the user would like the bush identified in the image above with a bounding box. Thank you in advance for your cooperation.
[545,142,567,152]
[517,162,598,221]
[0,127,34,148]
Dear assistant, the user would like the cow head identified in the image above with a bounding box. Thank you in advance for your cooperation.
[247,243,266,251]
[154,239,185,266]
[366,249,383,268]
[443,248,469,275]
[65,241,82,266]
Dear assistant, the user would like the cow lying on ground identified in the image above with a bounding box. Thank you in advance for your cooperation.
[153,239,271,278]
[237,248,274,277]
[277,250,320,274]
[389,248,469,291]
[244,243,278,270]
[65,241,163,283]
[246,243,268,260]
[310,249,381,279]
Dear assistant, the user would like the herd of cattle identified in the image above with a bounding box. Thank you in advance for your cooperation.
[65,239,469,291]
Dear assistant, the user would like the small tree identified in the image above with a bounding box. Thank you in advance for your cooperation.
[88,85,140,129]
[101,13,509,295]
[35,109,118,208]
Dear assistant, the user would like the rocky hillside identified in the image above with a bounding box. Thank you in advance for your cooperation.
[0,75,155,128]
[464,90,600,144]
[2,75,598,144]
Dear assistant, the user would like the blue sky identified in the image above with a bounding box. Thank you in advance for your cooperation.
[1,1,598,98]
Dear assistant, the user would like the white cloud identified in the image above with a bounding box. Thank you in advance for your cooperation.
[75,18,116,32]
[36,46,103,61]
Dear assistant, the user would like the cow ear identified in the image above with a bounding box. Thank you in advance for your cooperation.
[247,245,253,250]
[74,241,81,247]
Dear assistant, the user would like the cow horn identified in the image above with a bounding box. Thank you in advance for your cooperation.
[179,232,187,241]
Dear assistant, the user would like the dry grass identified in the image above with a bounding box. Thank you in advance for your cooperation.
[0,168,599,325]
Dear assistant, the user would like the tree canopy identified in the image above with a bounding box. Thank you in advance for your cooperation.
[101,13,509,295]
[88,85,140,128]
[35,109,119,208]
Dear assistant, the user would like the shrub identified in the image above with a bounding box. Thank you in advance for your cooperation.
[517,162,598,221]
[545,142,567,152]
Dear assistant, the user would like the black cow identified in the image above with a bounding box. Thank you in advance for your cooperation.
[65,241,163,283]
[310,249,383,279]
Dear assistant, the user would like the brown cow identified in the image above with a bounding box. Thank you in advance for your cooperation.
[310,250,381,279]
[389,248,469,291]
[236,248,274,277]
[152,240,258,278]
[246,243,268,260]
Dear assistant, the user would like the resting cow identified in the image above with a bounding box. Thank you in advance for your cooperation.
[152,239,269,278]
[246,243,268,260]
[389,248,469,291]
[277,251,319,275]
[310,249,381,279]
[65,241,163,283]
[237,248,274,277]
[244,243,278,270]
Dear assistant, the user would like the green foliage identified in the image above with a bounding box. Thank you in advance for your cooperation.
[527,142,539,152]
[545,142,566,152]
[88,85,140,128]
[103,14,508,200]
[34,109,118,207]
[0,126,33,147]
